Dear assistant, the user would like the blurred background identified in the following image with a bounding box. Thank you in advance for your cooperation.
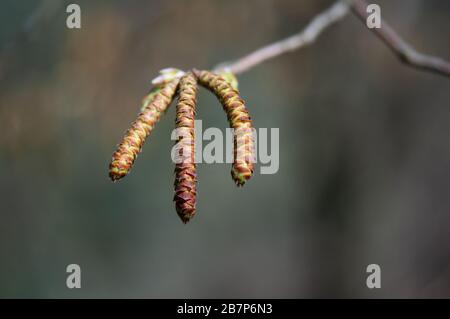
[0,0,449,298]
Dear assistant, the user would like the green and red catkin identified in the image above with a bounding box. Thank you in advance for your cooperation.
[109,67,254,223]
[173,72,198,223]
[109,79,179,181]
[194,69,254,186]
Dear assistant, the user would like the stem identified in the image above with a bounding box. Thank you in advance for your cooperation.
[217,1,350,74]
[215,0,450,78]
[351,0,450,77]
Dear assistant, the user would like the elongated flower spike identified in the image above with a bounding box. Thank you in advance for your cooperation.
[193,69,254,186]
[109,74,180,181]
[173,72,198,223]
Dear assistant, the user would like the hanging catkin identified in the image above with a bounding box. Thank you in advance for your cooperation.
[173,72,198,223]
[194,69,254,186]
[109,79,179,181]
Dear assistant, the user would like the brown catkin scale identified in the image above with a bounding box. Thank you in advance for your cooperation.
[193,69,254,186]
[109,79,179,181]
[173,72,198,223]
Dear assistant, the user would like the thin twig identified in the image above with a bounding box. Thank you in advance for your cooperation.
[350,0,450,77]
[216,1,350,74]
[216,0,450,78]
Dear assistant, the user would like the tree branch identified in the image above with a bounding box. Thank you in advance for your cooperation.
[216,1,350,74]
[350,0,450,77]
[216,0,450,78]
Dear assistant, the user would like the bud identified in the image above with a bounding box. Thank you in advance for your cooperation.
[151,68,185,87]
[216,68,239,90]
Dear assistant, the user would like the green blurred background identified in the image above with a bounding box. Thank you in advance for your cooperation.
[0,0,449,298]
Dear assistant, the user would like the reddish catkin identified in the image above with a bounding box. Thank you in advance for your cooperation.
[194,69,254,186]
[173,72,198,223]
[109,79,179,181]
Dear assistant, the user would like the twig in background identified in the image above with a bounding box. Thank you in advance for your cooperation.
[217,1,350,75]
[217,0,450,78]
[350,0,450,77]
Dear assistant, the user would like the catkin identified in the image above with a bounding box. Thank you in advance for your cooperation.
[173,72,198,223]
[109,79,179,181]
[194,69,254,186]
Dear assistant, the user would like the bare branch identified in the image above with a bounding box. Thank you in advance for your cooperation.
[216,0,450,79]
[216,1,350,74]
[350,0,450,77]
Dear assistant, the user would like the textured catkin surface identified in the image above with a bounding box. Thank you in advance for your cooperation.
[109,79,179,181]
[173,72,198,223]
[194,69,254,186]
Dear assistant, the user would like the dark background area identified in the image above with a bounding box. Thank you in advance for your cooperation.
[0,0,449,298]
